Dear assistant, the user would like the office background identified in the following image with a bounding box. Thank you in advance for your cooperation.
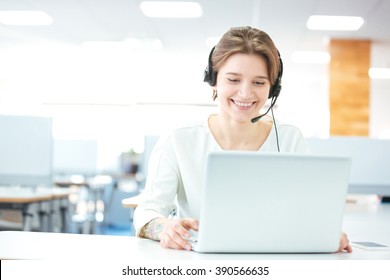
[0,1,389,154]
[0,0,390,235]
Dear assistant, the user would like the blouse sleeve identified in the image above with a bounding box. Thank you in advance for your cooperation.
[133,132,181,236]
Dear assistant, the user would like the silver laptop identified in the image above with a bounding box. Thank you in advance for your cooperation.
[192,151,351,253]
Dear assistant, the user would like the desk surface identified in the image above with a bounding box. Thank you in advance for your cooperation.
[0,230,388,260]
[1,202,389,260]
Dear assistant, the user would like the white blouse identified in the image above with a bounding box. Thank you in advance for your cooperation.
[133,118,309,236]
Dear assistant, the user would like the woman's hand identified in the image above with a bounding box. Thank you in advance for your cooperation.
[337,232,352,253]
[158,218,199,250]
[140,217,199,250]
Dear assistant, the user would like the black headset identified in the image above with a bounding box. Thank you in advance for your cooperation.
[203,46,283,100]
[203,46,218,87]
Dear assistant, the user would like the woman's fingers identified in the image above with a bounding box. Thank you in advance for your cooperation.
[338,232,353,253]
[159,218,198,250]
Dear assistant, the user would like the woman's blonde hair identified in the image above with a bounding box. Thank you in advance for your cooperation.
[211,26,281,100]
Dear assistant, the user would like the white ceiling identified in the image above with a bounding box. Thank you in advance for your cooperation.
[1,0,390,57]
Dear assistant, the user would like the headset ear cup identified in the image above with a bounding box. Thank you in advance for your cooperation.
[203,46,217,86]
[269,53,283,99]
[203,68,211,84]
[203,67,217,86]
[209,69,217,86]
[269,83,281,99]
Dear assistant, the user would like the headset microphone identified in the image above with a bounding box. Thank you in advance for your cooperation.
[251,96,277,123]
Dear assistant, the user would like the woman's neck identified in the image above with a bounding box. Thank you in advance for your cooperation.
[208,114,272,151]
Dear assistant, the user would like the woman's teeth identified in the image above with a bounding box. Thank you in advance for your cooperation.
[234,101,253,107]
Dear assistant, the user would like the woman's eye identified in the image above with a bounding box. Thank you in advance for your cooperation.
[227,78,239,83]
[254,81,265,86]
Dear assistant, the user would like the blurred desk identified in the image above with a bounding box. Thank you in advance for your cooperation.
[0,187,70,232]
[54,175,114,234]
[54,180,88,188]
[121,195,141,209]
[44,188,71,232]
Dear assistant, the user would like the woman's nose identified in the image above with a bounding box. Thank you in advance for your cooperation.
[238,81,253,99]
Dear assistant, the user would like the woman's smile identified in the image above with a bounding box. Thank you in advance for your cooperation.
[231,99,256,110]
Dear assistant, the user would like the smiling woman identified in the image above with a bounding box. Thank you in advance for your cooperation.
[132,26,340,251]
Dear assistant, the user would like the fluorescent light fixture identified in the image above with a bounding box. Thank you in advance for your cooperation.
[0,11,53,26]
[291,51,330,64]
[140,1,202,18]
[369,68,390,79]
[307,15,364,31]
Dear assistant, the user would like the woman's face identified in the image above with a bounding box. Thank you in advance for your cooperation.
[214,53,271,124]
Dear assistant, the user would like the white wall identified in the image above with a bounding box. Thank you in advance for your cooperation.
[370,42,390,139]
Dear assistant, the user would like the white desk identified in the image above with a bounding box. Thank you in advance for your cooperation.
[343,200,390,247]
[0,230,388,260]
[0,202,389,260]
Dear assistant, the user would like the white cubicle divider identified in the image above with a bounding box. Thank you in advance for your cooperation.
[307,137,390,195]
[0,115,53,187]
[52,139,98,176]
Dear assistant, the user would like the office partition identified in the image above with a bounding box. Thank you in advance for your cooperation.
[52,139,98,176]
[0,115,53,187]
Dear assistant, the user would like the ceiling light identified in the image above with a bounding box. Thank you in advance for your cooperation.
[291,51,330,64]
[140,1,202,18]
[369,68,390,79]
[0,11,53,26]
[307,15,364,31]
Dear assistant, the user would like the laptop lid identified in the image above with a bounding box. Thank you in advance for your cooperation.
[193,151,351,253]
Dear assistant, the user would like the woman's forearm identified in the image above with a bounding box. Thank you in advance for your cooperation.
[139,218,166,241]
